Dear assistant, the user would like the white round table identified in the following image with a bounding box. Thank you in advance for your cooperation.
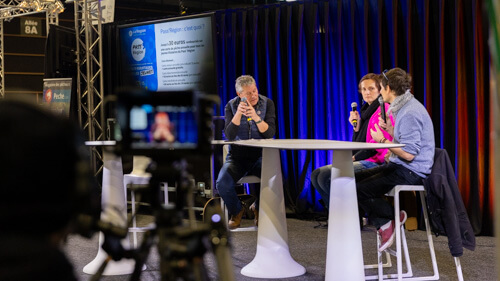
[223,139,404,280]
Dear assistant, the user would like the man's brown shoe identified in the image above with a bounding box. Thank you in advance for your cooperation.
[228,208,245,229]
[249,202,258,226]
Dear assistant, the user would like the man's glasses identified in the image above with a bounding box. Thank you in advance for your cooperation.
[382,69,389,81]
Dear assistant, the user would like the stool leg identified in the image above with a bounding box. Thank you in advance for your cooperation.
[393,189,416,280]
[131,189,138,249]
[455,257,464,281]
[419,191,439,279]
[377,234,384,281]
[163,182,169,206]
[400,223,413,277]
[394,188,403,281]
[220,197,229,228]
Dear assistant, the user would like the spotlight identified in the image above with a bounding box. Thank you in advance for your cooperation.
[0,9,12,20]
[17,0,30,11]
[32,0,42,11]
[50,1,64,14]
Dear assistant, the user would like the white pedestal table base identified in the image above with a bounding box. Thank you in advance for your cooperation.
[241,148,305,278]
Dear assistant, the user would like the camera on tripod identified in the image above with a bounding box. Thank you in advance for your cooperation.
[94,89,233,281]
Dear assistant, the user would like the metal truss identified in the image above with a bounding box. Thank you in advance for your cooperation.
[0,21,3,98]
[74,0,104,178]
[0,0,64,20]
[0,0,104,177]
[0,0,63,98]
[45,5,59,33]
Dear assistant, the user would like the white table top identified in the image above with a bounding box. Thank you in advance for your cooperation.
[85,140,117,146]
[86,139,402,150]
[212,139,404,150]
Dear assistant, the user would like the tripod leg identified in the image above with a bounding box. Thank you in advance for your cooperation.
[130,230,155,281]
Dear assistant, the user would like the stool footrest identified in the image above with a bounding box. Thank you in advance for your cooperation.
[128,226,154,232]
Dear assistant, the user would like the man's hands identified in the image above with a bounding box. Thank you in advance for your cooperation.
[377,115,394,137]
[370,123,384,143]
[370,114,394,143]
[238,101,259,121]
[232,100,260,126]
[371,114,415,162]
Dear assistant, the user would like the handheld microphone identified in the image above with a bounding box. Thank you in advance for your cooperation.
[241,97,252,122]
[351,102,358,128]
[378,96,386,122]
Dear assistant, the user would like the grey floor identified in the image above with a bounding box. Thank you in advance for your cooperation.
[64,214,497,281]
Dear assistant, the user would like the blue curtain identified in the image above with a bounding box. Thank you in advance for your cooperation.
[214,0,492,235]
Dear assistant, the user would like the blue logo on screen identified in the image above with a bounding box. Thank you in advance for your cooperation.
[121,25,158,91]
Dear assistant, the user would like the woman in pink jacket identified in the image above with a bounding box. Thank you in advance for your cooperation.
[311,73,394,208]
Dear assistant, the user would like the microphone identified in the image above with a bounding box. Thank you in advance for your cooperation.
[378,96,386,122]
[241,97,252,122]
[351,102,358,128]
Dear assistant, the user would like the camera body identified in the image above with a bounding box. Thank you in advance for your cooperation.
[115,89,218,159]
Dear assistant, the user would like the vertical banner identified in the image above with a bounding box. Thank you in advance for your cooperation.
[91,0,115,24]
[101,0,115,23]
[42,78,72,118]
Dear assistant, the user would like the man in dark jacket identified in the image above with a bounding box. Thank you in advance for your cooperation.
[215,75,276,229]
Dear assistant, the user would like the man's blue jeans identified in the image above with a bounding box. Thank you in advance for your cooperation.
[215,153,262,216]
